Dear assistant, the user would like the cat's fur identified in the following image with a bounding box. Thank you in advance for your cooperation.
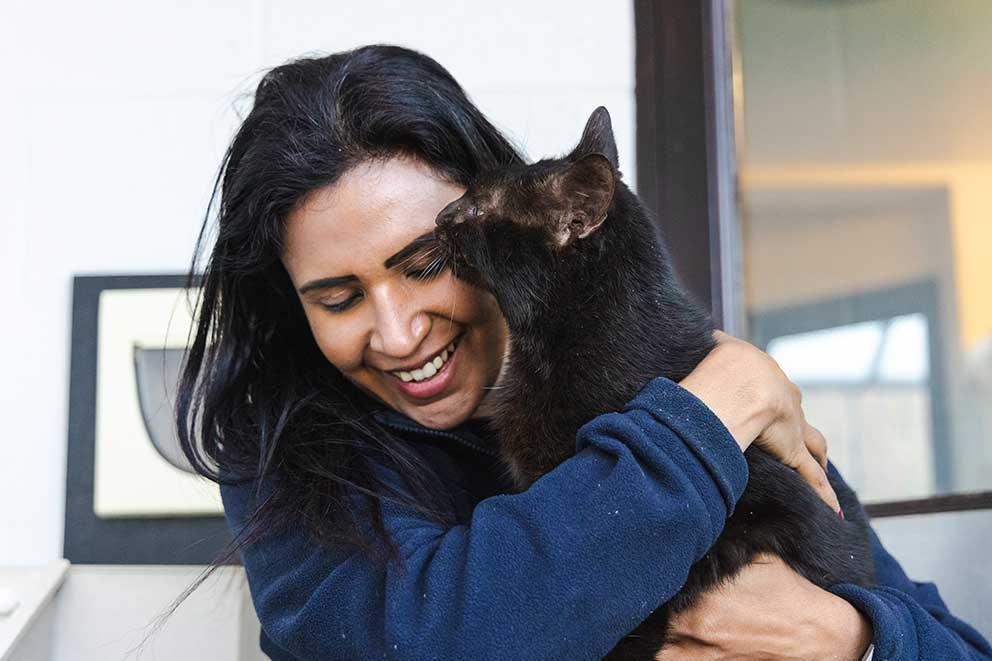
[434,107,874,659]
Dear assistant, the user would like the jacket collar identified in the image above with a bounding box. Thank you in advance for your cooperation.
[370,408,501,459]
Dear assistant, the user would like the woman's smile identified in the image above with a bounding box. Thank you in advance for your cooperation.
[385,332,462,399]
[280,156,508,430]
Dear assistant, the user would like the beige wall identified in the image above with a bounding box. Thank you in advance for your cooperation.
[737,0,992,350]
[743,164,992,351]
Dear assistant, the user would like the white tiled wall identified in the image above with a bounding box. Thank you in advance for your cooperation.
[0,1,635,565]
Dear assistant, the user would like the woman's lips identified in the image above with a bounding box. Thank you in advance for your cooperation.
[390,340,460,400]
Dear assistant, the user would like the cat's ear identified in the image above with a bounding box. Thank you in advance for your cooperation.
[554,153,616,247]
[570,106,619,170]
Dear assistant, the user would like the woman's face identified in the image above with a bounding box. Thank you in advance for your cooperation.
[281,156,508,430]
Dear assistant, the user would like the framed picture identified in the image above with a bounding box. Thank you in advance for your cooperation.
[64,275,235,564]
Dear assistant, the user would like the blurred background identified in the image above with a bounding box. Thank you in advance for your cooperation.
[0,0,989,658]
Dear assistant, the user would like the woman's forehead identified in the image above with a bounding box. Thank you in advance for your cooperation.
[282,157,465,281]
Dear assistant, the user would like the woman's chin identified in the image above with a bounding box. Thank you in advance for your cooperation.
[397,392,475,430]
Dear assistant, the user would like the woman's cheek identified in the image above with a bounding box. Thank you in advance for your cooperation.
[450,279,492,318]
[312,317,363,372]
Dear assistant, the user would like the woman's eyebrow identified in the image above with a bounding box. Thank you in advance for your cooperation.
[297,231,439,294]
[383,231,438,270]
[298,274,359,294]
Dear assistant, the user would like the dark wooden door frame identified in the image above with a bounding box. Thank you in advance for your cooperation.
[634,0,741,335]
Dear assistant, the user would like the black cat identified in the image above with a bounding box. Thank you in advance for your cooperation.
[434,107,874,659]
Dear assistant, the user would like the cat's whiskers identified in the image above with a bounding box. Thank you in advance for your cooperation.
[445,266,459,335]
[418,254,445,281]
[393,239,443,274]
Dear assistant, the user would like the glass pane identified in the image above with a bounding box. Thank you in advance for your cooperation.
[733,0,992,503]
[877,314,930,383]
[767,320,885,384]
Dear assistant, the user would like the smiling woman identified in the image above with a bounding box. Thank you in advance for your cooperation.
[281,157,508,430]
[161,44,991,661]
[170,47,526,580]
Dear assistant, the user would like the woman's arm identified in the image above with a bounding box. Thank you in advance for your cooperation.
[657,553,874,661]
[656,464,992,661]
[825,464,992,661]
[226,376,750,660]
[228,335,840,659]
[680,331,840,512]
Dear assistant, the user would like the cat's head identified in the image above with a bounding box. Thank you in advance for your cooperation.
[435,107,619,327]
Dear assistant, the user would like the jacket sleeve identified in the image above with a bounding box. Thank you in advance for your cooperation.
[826,466,992,660]
[222,376,748,660]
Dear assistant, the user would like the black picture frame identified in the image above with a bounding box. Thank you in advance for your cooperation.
[64,274,235,564]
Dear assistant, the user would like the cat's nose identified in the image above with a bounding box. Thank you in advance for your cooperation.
[436,199,467,228]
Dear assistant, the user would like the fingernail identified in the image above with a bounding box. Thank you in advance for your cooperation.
[838,507,845,519]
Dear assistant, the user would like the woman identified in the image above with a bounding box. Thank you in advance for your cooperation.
[177,45,992,659]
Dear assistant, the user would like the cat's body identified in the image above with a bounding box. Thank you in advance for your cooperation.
[435,107,873,659]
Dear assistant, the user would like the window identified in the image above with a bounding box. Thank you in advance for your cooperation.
[733,0,992,509]
[752,284,947,503]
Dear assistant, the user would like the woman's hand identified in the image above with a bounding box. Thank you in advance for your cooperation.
[656,554,874,661]
[679,332,840,513]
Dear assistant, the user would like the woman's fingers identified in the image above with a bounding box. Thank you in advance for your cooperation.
[795,450,841,514]
[804,423,829,471]
[682,334,841,514]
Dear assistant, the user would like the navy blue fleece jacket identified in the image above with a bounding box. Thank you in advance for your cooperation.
[221,377,992,660]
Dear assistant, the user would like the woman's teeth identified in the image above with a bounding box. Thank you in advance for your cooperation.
[395,341,457,383]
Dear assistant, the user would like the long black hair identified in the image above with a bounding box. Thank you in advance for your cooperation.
[143,45,523,645]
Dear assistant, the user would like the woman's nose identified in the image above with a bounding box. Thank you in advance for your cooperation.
[368,289,430,357]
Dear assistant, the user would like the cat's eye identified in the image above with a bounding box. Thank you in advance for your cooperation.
[465,205,482,219]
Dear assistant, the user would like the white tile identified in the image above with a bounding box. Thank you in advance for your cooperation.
[23,96,236,273]
[6,0,262,97]
[471,89,637,182]
[257,0,633,90]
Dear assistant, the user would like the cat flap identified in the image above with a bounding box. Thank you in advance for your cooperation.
[570,106,619,170]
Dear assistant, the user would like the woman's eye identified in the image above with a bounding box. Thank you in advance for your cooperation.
[319,293,362,312]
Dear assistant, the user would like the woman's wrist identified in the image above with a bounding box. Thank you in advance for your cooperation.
[817,591,875,660]
[678,332,841,509]
[848,605,875,661]
[678,340,777,452]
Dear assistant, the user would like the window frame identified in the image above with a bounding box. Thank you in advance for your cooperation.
[633,0,992,518]
[750,279,953,499]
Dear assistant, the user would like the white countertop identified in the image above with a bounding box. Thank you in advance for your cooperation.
[0,559,70,661]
